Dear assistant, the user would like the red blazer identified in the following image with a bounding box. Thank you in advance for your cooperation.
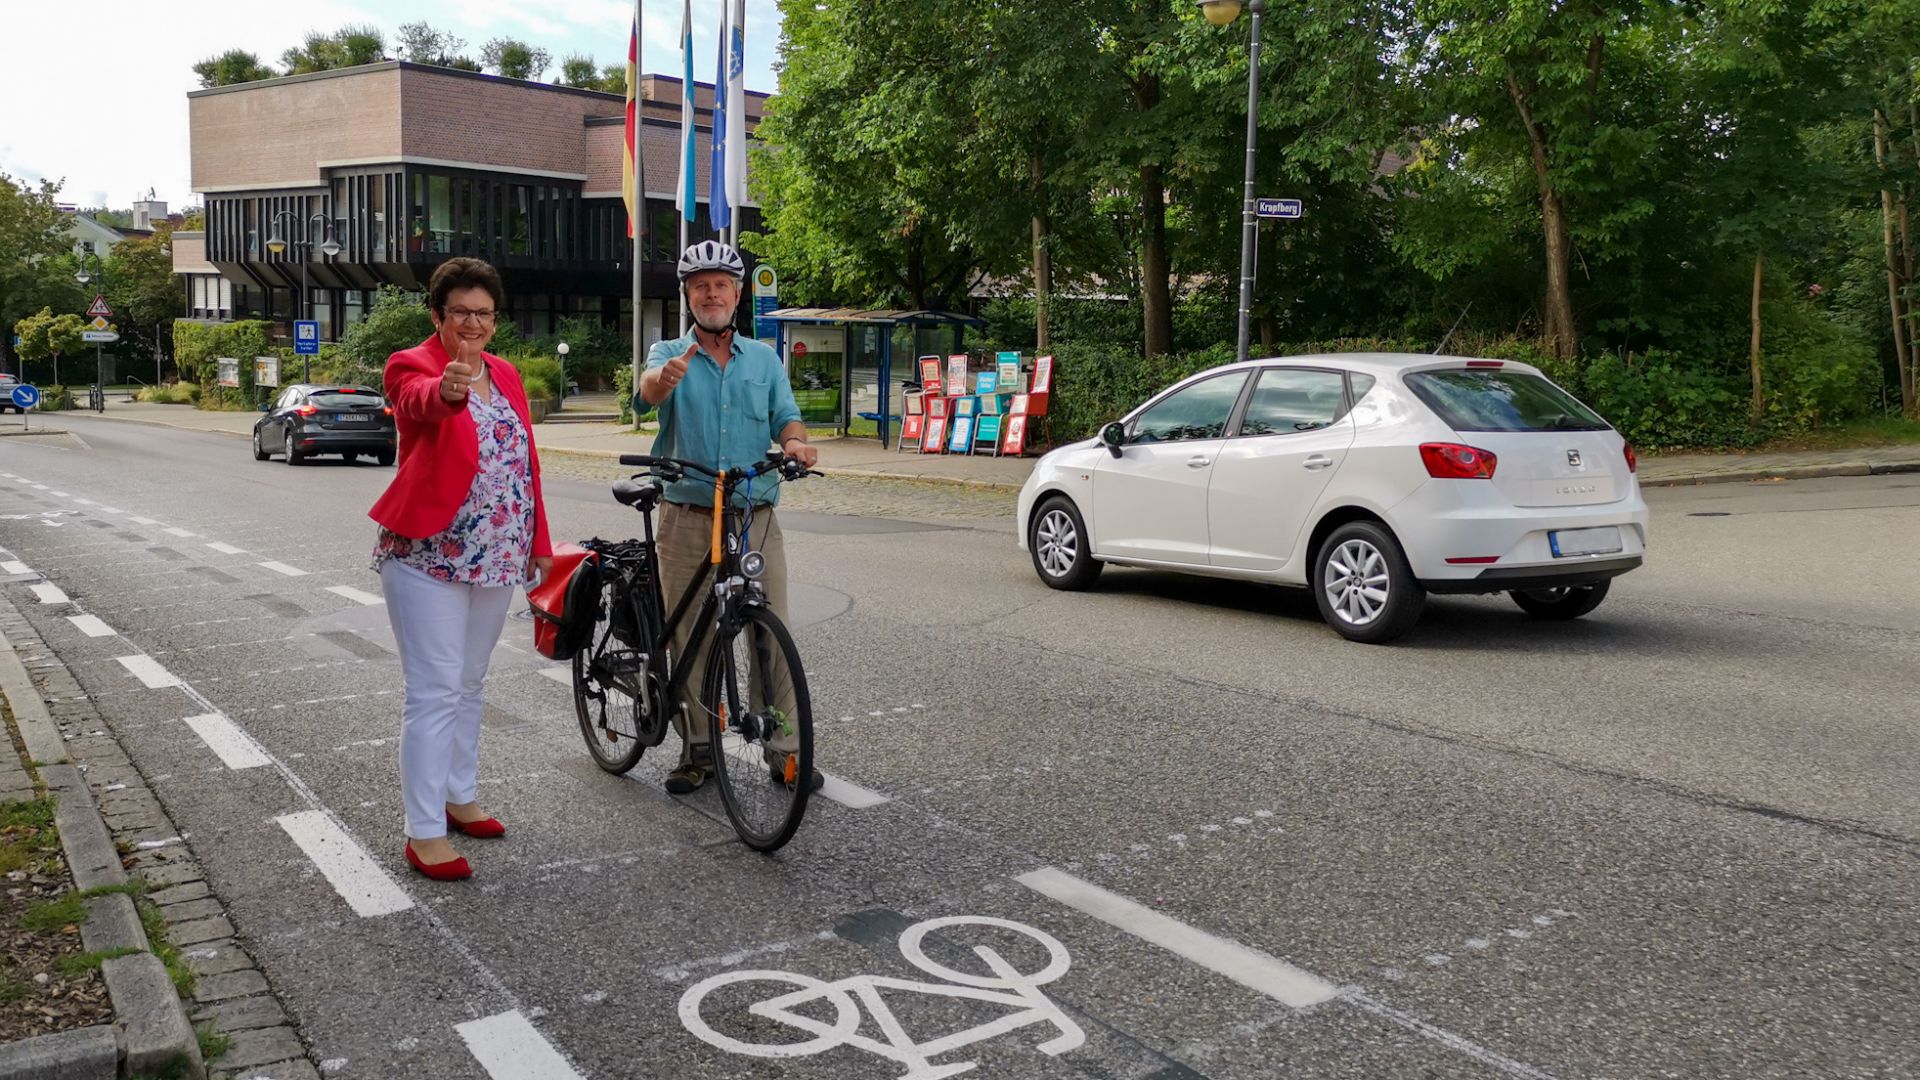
[368,334,554,559]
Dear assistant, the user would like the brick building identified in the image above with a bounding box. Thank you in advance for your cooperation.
[171,61,767,347]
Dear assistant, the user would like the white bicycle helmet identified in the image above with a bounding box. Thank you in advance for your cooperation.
[677,241,745,281]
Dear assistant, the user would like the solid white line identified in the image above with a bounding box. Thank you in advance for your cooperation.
[94,506,126,515]
[31,583,69,605]
[116,655,183,689]
[206,542,247,555]
[183,713,273,770]
[163,527,195,538]
[818,772,891,809]
[1343,991,1558,1079]
[259,561,309,577]
[455,1011,585,1080]
[274,810,413,918]
[326,585,384,606]
[67,614,116,638]
[1016,867,1339,1008]
[129,517,160,526]
[538,666,571,685]
[2,561,29,575]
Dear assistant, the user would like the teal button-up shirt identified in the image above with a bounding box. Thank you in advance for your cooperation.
[646,330,802,508]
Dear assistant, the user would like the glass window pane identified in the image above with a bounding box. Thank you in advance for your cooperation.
[1239,369,1348,436]
[1129,373,1248,443]
[1404,370,1608,432]
[428,176,451,253]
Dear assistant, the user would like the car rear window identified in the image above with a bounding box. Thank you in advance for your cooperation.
[310,391,384,408]
[1403,369,1608,433]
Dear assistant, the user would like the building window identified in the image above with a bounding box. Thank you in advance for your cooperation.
[427,175,451,254]
[370,176,389,261]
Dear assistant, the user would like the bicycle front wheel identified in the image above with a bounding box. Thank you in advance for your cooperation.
[700,604,813,852]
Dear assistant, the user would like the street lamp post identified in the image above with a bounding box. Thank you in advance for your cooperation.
[74,251,107,409]
[1199,0,1266,365]
[265,211,343,382]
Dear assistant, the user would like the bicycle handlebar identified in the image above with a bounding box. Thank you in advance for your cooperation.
[617,451,820,484]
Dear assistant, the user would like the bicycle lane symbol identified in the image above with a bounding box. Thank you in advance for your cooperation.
[678,915,1087,1079]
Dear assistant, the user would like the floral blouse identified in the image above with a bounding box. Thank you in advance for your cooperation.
[372,389,535,587]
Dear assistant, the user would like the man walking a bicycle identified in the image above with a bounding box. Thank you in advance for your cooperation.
[640,241,822,796]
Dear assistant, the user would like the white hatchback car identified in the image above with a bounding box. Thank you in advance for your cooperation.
[1016,353,1650,642]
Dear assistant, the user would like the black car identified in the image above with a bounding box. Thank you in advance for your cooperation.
[253,384,397,466]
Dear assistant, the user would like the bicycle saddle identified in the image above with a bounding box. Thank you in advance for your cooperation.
[612,477,662,510]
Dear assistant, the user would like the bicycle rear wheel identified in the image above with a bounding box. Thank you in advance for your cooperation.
[573,582,648,774]
[700,604,812,851]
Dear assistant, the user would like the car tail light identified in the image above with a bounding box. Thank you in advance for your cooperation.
[383,406,393,416]
[296,405,318,417]
[1623,443,1638,473]
[1465,360,1504,369]
[1420,443,1497,479]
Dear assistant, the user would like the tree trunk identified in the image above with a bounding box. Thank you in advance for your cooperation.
[1508,74,1578,360]
[1133,69,1173,358]
[1139,163,1173,358]
[1749,253,1766,428]
[1029,152,1053,352]
[1874,110,1915,416]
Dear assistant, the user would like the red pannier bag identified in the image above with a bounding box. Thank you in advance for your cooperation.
[528,543,600,661]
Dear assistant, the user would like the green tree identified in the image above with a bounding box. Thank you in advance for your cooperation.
[0,174,78,375]
[192,49,278,87]
[558,54,600,89]
[105,226,186,377]
[395,22,467,66]
[598,63,629,94]
[13,308,87,386]
[483,38,551,82]
[282,26,387,74]
[334,286,433,387]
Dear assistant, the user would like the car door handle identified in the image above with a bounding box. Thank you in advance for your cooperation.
[1303,455,1334,470]
[1187,455,1212,469]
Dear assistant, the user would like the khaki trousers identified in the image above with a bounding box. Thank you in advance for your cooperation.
[656,502,796,766]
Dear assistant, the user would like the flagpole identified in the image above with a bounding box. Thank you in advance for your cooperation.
[631,0,645,429]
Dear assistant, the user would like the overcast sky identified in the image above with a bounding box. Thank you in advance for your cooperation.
[1,0,781,213]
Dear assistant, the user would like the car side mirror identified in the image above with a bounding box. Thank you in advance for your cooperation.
[258,401,271,413]
[1100,421,1126,459]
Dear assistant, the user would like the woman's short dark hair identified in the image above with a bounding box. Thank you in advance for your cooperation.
[427,258,505,314]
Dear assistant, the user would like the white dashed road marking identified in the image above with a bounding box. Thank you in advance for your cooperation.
[183,713,274,770]
[1016,867,1339,1008]
[538,666,571,686]
[2,560,30,575]
[116,655,183,689]
[31,583,69,605]
[326,585,384,606]
[67,614,116,638]
[455,1011,586,1080]
[206,542,247,555]
[260,561,310,577]
[818,772,891,809]
[274,811,413,918]
[130,517,161,526]
[164,527,195,538]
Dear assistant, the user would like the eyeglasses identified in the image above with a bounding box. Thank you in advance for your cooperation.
[444,308,498,324]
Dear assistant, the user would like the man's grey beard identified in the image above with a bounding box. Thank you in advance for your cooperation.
[692,306,738,334]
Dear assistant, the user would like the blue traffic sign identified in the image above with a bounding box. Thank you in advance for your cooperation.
[11,384,41,410]
[1256,197,1303,220]
[294,320,320,356]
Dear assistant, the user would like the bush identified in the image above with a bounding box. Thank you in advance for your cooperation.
[554,314,625,388]
[334,287,432,390]
[40,385,76,411]
[135,382,197,404]
[615,362,633,424]
[508,355,565,401]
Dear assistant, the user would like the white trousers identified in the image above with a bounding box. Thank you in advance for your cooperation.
[380,561,516,840]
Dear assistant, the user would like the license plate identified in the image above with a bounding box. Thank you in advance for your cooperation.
[335,413,370,422]
[1550,526,1623,558]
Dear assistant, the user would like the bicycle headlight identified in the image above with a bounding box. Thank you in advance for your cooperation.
[741,551,766,579]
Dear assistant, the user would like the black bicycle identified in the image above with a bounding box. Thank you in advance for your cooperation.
[571,450,820,851]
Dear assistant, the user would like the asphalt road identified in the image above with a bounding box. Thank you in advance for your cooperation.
[2,415,1915,1080]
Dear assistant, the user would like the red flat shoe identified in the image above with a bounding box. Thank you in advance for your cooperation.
[405,841,472,881]
[446,813,506,839]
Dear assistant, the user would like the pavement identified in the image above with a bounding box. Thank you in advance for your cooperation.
[16,398,1913,492]
[0,416,1915,1079]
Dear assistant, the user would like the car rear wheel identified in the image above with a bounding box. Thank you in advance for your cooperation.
[1313,521,1425,644]
[252,428,271,461]
[375,449,396,467]
[1510,581,1610,620]
[283,430,303,466]
[1029,496,1102,591]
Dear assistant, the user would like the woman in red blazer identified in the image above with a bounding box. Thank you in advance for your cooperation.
[368,257,553,881]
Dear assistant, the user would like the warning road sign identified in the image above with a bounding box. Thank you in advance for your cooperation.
[86,295,112,319]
